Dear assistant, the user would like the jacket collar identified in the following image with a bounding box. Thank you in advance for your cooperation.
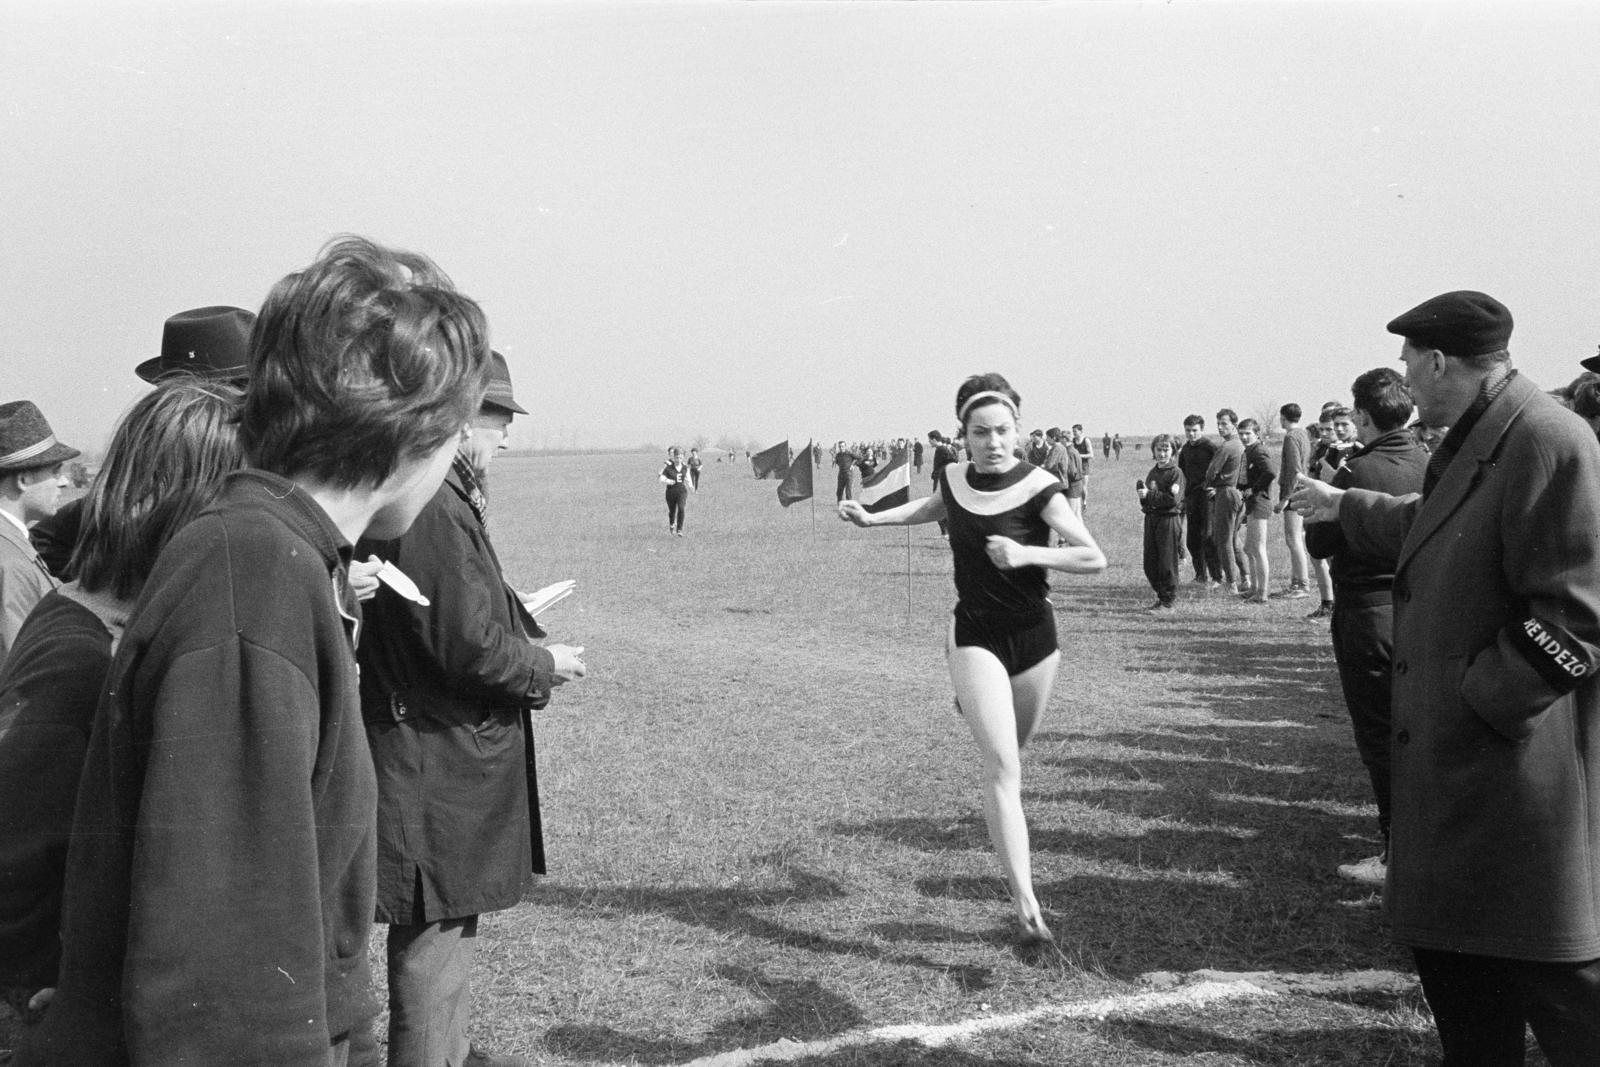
[1399,372,1541,569]
[1354,428,1420,457]
[220,469,353,569]
[0,509,33,553]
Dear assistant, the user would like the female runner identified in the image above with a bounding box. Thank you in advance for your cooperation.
[839,373,1105,944]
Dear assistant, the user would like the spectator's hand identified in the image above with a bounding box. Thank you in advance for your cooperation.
[1205,487,1216,498]
[1290,474,1343,523]
[837,500,872,527]
[546,643,587,684]
[349,556,384,602]
[984,535,1027,570]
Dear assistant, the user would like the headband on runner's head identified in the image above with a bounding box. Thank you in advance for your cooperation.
[958,390,1019,423]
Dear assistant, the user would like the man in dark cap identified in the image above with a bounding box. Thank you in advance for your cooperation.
[0,402,79,664]
[1293,290,1600,1064]
[356,351,585,1067]
[29,306,255,578]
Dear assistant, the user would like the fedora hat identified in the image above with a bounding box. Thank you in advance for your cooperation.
[482,350,528,415]
[134,305,256,383]
[0,401,80,472]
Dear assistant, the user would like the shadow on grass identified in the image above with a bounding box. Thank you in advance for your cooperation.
[833,613,1403,983]
[1094,1016,1439,1066]
[544,964,865,1063]
[528,866,999,991]
[785,1044,1056,1066]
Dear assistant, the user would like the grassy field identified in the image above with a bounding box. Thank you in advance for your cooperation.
[4,452,1510,1064]
[465,452,1448,1065]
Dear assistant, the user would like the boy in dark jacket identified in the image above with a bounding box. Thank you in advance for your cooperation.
[1305,368,1427,887]
[1138,434,1186,611]
[16,236,491,1067]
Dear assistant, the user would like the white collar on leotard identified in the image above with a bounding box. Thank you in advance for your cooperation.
[944,461,1061,515]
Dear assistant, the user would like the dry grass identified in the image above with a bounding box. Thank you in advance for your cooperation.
[5,453,1506,1064]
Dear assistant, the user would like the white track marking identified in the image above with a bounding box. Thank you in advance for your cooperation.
[676,969,1415,1067]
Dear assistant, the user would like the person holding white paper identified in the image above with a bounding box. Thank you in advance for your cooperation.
[356,352,584,1067]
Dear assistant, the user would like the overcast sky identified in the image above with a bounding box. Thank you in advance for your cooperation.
[4,0,1598,454]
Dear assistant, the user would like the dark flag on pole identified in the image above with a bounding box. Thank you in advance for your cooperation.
[778,441,815,507]
[858,453,911,513]
[751,440,789,480]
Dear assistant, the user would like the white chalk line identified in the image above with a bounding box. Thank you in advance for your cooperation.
[677,969,1415,1067]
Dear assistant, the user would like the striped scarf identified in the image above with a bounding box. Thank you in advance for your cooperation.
[452,452,488,526]
[1423,363,1515,499]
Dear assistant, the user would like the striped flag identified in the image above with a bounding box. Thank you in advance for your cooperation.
[858,453,910,513]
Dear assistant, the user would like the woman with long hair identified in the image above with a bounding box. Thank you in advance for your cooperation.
[839,373,1105,944]
[0,377,246,1022]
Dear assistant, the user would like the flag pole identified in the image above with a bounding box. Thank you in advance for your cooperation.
[905,522,912,625]
[810,442,817,535]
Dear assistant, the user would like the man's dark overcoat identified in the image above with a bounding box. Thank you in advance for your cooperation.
[357,467,555,926]
[1338,373,1600,962]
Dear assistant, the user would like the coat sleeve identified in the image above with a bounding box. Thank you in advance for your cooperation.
[1304,464,1354,560]
[1459,434,1600,739]
[0,557,51,661]
[1146,469,1182,510]
[121,641,349,1066]
[379,494,555,710]
[1336,487,1418,567]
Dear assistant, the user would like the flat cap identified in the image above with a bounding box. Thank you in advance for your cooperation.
[1386,290,1512,357]
[1581,345,1600,374]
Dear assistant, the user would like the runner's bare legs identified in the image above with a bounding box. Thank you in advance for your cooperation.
[949,638,1062,941]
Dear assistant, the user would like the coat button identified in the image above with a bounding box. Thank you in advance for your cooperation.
[1394,660,1407,674]
[1397,729,1410,744]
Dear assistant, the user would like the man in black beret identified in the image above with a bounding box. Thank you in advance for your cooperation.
[1294,290,1600,1064]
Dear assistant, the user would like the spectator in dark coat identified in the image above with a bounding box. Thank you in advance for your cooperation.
[1294,290,1600,1064]
[357,353,584,1067]
[1305,367,1426,888]
[1176,415,1219,583]
[13,236,491,1067]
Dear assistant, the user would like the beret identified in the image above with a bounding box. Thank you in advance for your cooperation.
[1386,290,1512,357]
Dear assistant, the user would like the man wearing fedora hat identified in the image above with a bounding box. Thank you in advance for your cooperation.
[29,306,255,580]
[356,351,585,1067]
[1294,290,1600,1064]
[0,400,79,664]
